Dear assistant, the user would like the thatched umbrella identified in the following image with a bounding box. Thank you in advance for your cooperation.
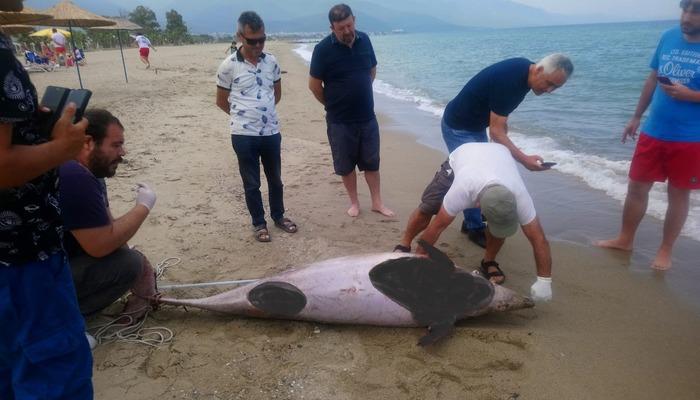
[0,24,35,35]
[91,18,143,83]
[43,0,115,88]
[0,7,52,25]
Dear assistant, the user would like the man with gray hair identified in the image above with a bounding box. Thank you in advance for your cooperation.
[439,54,573,252]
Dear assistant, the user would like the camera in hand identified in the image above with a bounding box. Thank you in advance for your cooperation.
[37,86,92,137]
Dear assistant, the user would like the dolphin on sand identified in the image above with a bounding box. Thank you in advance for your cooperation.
[157,241,534,345]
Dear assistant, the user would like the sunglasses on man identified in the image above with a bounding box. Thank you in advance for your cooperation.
[239,34,267,46]
[680,0,700,13]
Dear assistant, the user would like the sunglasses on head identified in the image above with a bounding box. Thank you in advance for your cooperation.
[680,0,700,13]
[239,34,266,46]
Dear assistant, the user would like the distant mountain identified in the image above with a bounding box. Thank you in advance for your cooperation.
[24,0,648,34]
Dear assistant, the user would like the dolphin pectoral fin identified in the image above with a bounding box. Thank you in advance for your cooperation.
[417,321,455,346]
[417,239,454,270]
[247,281,307,316]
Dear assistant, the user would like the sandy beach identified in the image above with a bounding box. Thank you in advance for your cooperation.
[26,41,700,400]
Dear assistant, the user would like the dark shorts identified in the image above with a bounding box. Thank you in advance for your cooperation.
[418,160,454,215]
[70,247,143,316]
[326,117,380,176]
[630,133,700,190]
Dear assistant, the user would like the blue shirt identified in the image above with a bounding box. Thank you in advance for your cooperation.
[642,27,700,142]
[58,161,111,258]
[310,31,377,123]
[444,58,532,132]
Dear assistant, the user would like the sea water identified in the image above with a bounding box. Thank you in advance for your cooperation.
[294,20,700,244]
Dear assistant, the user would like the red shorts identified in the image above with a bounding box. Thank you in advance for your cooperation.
[139,47,149,58]
[629,133,700,189]
[55,46,65,54]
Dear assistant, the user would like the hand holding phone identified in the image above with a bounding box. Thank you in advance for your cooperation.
[657,76,672,85]
[540,161,557,169]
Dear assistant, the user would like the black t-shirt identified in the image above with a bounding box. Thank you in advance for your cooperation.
[444,58,532,132]
[310,31,377,124]
[0,33,64,266]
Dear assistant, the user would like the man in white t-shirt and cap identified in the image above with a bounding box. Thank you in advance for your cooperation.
[134,32,156,69]
[394,142,553,301]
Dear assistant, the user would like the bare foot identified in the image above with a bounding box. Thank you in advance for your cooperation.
[347,204,360,217]
[371,204,395,217]
[651,248,672,270]
[594,238,632,251]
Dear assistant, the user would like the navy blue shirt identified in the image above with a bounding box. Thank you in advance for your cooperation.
[0,33,64,266]
[58,160,111,258]
[444,58,533,132]
[310,31,377,123]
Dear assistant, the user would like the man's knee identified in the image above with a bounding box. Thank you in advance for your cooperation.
[627,180,653,199]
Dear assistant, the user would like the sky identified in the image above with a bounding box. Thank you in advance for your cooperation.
[511,0,678,20]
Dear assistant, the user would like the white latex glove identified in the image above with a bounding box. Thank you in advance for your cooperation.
[530,276,552,301]
[135,183,156,210]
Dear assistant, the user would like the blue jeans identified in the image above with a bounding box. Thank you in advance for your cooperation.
[0,253,93,399]
[231,134,285,227]
[441,117,488,231]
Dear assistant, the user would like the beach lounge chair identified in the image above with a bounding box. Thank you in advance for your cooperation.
[73,48,86,66]
[24,51,55,72]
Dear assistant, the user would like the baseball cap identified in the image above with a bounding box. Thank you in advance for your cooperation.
[480,185,518,238]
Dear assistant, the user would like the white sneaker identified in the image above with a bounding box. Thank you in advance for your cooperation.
[85,332,97,350]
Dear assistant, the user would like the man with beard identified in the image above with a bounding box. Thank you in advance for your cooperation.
[597,0,700,270]
[58,109,158,323]
[309,3,394,218]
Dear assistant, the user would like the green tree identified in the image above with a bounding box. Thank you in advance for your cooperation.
[128,6,160,33]
[165,9,190,45]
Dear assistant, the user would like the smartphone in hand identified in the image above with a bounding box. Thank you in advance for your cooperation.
[37,86,69,137]
[657,76,672,85]
[541,162,557,169]
[64,89,92,123]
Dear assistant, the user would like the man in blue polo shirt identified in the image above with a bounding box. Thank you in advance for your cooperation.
[597,0,700,270]
[441,54,573,250]
[309,3,394,218]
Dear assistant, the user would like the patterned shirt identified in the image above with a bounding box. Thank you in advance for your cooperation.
[216,49,281,136]
[0,32,64,266]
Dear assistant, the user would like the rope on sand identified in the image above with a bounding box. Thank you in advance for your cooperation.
[88,256,181,348]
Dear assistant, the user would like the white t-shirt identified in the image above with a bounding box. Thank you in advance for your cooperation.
[216,50,282,136]
[51,32,66,47]
[135,35,151,49]
[442,143,537,226]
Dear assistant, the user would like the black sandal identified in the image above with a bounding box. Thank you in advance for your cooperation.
[393,244,411,253]
[254,225,271,242]
[479,259,506,284]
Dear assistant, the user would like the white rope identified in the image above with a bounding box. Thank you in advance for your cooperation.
[158,278,259,290]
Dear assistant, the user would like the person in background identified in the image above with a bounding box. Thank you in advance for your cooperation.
[1,0,93,397]
[134,32,156,69]
[51,27,66,66]
[596,0,700,270]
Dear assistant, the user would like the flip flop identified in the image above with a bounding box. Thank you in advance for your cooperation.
[274,217,298,233]
[254,225,271,242]
[479,259,506,284]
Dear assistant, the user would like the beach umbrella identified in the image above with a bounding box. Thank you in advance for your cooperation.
[90,18,142,83]
[0,6,52,25]
[42,0,115,88]
[30,27,71,37]
[0,24,35,35]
